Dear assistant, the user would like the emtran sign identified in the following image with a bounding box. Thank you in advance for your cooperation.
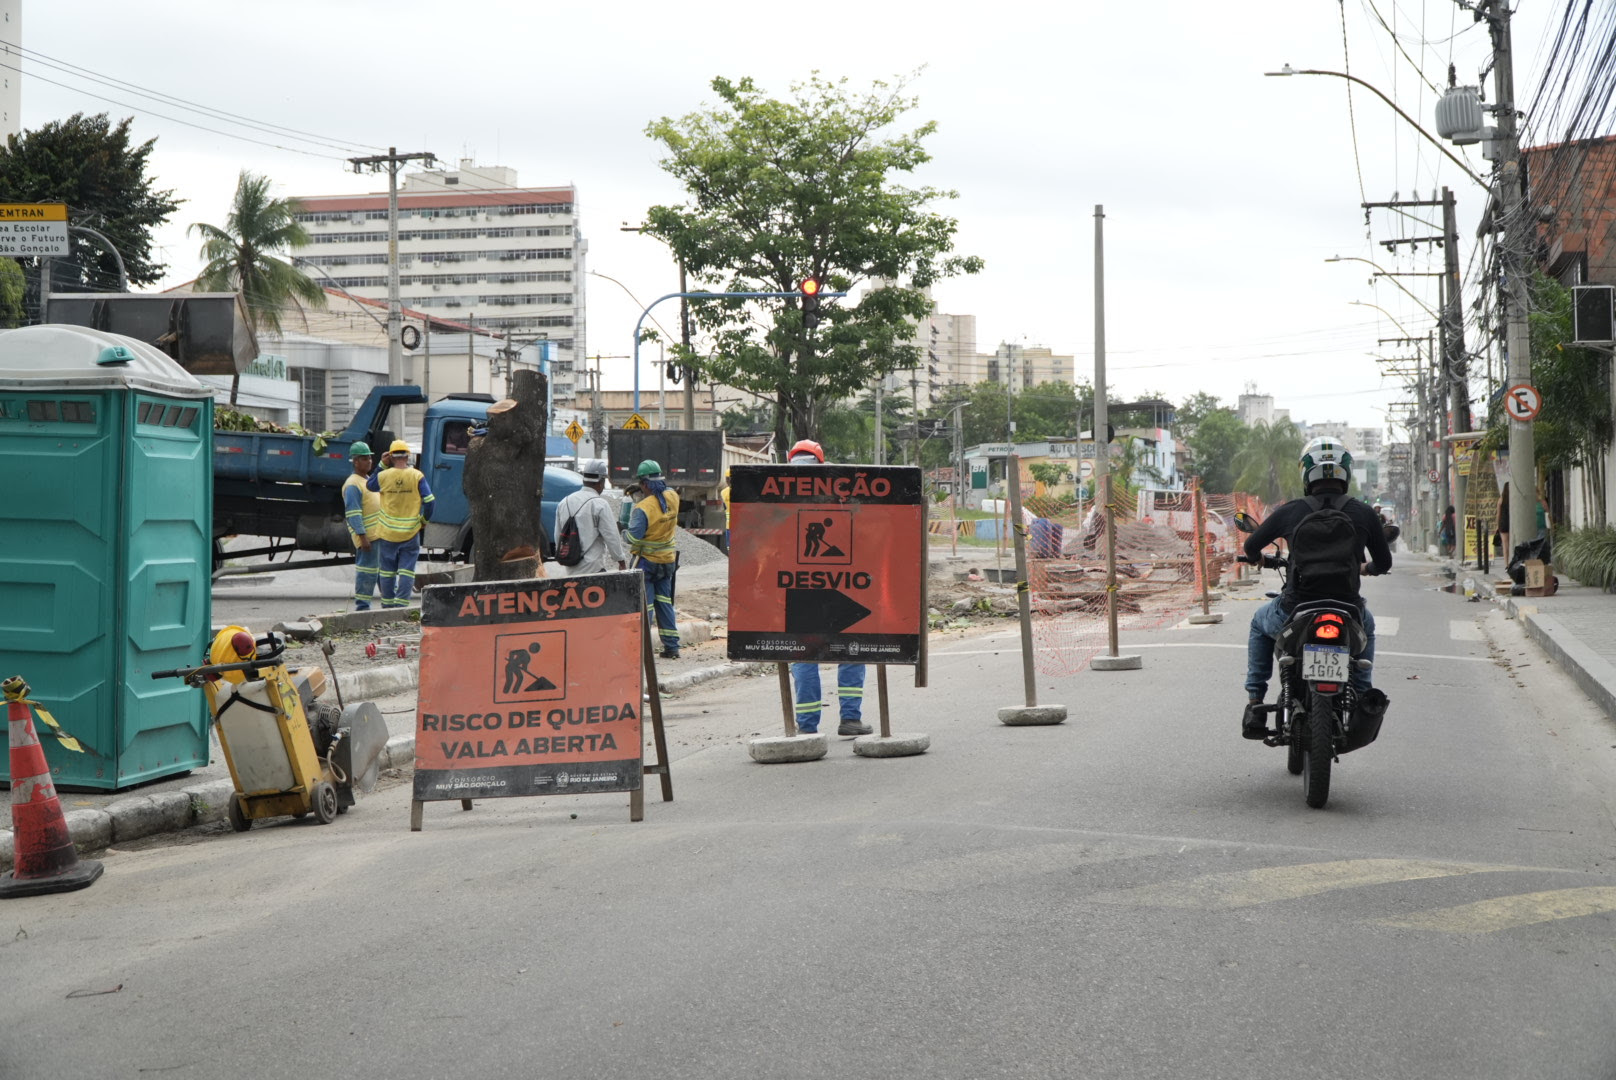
[727,464,923,664]
[0,204,69,257]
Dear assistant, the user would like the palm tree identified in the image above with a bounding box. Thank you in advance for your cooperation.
[191,170,325,403]
[1233,419,1304,504]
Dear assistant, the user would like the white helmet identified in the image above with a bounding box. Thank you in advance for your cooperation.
[1299,437,1353,491]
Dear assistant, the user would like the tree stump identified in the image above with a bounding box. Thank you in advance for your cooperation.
[463,369,548,581]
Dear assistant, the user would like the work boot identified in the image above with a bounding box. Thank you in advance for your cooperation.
[1242,700,1268,740]
[837,719,873,736]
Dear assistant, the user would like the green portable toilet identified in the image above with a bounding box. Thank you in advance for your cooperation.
[0,325,213,789]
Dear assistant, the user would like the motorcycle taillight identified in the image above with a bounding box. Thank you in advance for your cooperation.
[1313,623,1342,641]
[1316,683,1340,692]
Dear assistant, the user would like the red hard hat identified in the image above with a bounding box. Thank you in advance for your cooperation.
[788,439,825,463]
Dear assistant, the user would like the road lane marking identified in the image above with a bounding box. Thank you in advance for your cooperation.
[1448,619,1483,641]
[882,841,1149,893]
[1376,616,1400,636]
[1378,887,1616,933]
[1088,858,1498,910]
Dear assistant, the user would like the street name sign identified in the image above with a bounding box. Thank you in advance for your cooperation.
[413,572,644,808]
[727,464,923,664]
[0,204,68,257]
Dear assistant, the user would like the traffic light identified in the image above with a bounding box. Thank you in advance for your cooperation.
[799,277,821,330]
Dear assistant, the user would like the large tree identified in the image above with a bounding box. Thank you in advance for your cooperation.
[1233,418,1304,505]
[0,113,180,300]
[1526,272,1611,524]
[644,74,983,452]
[1185,407,1247,494]
[191,170,324,337]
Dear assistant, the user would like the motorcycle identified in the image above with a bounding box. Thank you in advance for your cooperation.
[1233,512,1386,809]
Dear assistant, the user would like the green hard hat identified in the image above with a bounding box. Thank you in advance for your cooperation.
[636,459,662,478]
[349,441,373,458]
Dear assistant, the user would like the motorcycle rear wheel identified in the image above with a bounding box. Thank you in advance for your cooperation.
[1286,709,1305,775]
[1302,691,1333,809]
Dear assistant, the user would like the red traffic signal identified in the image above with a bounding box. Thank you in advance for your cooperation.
[799,277,822,296]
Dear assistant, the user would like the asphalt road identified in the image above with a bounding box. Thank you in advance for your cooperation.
[5,560,1615,1079]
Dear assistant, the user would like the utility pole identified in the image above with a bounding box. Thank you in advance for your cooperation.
[679,260,695,432]
[348,148,436,386]
[1440,187,1473,557]
[1482,0,1537,551]
[874,379,885,465]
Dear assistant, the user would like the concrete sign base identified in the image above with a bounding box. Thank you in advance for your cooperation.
[998,705,1068,726]
[1091,654,1143,671]
[748,733,829,763]
[1188,613,1225,625]
[852,733,930,757]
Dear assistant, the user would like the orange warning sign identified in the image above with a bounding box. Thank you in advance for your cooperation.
[727,464,923,664]
[414,573,644,802]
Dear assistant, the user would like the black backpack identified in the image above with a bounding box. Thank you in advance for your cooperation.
[554,496,590,567]
[1288,495,1361,602]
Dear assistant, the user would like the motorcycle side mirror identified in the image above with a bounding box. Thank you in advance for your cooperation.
[1233,511,1258,534]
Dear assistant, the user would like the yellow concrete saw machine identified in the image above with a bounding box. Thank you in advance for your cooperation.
[153,628,389,831]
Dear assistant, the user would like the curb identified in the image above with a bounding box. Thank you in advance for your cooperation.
[1471,573,1616,725]
[659,661,764,694]
[335,662,419,700]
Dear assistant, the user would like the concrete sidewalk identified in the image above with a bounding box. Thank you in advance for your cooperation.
[1441,552,1616,724]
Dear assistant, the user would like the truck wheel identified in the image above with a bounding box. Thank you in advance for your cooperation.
[227,796,252,833]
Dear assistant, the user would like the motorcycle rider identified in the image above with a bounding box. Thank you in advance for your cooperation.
[1239,438,1393,739]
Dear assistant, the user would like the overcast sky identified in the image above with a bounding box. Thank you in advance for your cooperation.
[18,0,1560,432]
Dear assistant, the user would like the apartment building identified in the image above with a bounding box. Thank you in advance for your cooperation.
[291,160,586,399]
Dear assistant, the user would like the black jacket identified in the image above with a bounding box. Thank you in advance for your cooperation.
[1243,493,1393,599]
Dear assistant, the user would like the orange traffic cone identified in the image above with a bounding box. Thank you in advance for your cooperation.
[0,678,103,898]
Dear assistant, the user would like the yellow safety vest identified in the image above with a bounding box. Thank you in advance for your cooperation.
[375,467,428,542]
[721,485,731,529]
[630,489,680,564]
[342,473,382,545]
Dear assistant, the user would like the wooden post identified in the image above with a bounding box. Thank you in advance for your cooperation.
[777,663,796,737]
[1194,480,1211,616]
[639,607,673,815]
[1007,454,1038,707]
[463,368,548,581]
[877,665,892,738]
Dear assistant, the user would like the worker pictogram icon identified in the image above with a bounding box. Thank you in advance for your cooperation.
[493,631,566,703]
[799,509,851,564]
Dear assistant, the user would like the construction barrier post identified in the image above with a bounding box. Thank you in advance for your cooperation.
[0,677,103,899]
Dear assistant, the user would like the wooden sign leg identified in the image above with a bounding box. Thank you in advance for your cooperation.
[777,662,796,736]
[877,665,892,739]
[641,608,673,804]
[410,799,424,832]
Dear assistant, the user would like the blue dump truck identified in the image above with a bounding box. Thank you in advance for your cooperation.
[213,385,581,572]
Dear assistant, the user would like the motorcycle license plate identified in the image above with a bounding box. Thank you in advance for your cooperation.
[1302,644,1348,682]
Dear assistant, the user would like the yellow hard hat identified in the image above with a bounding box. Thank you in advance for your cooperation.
[388,439,411,455]
[210,625,258,684]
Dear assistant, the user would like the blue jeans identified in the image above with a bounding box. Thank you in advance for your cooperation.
[637,558,679,655]
[353,543,380,610]
[1246,596,1375,699]
[377,535,422,608]
[791,663,866,732]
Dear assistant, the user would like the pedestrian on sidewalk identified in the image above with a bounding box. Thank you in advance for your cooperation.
[627,459,681,659]
[783,439,871,736]
[366,440,435,609]
[1439,505,1456,557]
[342,441,382,610]
[555,458,627,576]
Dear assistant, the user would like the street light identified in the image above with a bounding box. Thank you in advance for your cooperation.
[1265,66,1488,189]
[1327,256,1441,321]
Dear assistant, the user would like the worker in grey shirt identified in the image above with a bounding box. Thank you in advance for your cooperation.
[554,458,628,575]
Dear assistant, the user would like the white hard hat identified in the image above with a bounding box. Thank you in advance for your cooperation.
[578,458,608,480]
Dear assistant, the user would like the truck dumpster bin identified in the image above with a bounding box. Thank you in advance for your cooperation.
[0,325,213,789]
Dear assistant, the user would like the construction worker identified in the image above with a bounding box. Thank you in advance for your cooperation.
[784,439,871,736]
[365,439,435,609]
[720,467,732,553]
[627,459,681,659]
[341,441,382,610]
[554,458,628,575]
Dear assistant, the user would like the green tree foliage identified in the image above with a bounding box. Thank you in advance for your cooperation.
[936,380,1089,447]
[1028,461,1071,487]
[191,170,325,337]
[644,74,983,450]
[1185,408,1247,494]
[0,113,181,293]
[0,259,24,328]
[720,401,774,434]
[1233,419,1303,504]
[1525,272,1612,523]
[1174,391,1224,439]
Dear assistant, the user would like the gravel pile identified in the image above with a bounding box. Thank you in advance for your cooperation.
[676,527,728,567]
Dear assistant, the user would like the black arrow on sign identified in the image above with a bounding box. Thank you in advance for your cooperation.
[785,589,872,635]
